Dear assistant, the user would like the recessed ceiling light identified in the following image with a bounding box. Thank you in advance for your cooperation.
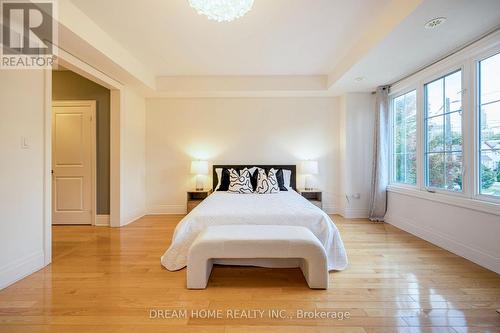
[424,17,447,29]
[354,77,364,82]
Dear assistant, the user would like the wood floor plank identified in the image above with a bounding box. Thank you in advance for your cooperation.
[0,215,499,333]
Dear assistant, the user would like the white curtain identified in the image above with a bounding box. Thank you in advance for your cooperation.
[368,86,390,221]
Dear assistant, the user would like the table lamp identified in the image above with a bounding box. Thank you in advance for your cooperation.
[191,160,209,191]
[301,160,318,191]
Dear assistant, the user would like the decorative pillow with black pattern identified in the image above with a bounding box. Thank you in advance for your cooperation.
[255,168,280,194]
[215,168,231,191]
[227,168,254,194]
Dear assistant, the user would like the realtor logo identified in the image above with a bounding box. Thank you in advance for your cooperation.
[1,0,57,69]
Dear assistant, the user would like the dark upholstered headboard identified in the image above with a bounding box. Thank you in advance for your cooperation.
[212,165,296,191]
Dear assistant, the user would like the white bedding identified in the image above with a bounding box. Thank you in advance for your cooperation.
[161,191,348,271]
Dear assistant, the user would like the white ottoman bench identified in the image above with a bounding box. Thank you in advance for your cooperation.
[187,225,328,289]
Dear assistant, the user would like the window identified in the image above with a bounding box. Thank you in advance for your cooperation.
[392,90,417,185]
[478,52,500,197]
[388,37,500,209]
[424,70,463,191]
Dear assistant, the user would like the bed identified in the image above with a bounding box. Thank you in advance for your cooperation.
[161,165,348,272]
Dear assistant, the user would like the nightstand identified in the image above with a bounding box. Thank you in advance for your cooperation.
[297,189,322,209]
[187,190,212,213]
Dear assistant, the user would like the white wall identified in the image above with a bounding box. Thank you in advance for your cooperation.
[386,191,500,273]
[0,70,46,289]
[120,86,146,225]
[0,69,148,290]
[338,93,375,218]
[146,97,341,214]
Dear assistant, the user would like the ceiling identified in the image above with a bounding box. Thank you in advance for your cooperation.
[69,0,391,76]
[68,0,500,95]
[331,0,500,93]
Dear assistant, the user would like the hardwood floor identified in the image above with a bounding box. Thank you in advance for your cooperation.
[0,215,499,332]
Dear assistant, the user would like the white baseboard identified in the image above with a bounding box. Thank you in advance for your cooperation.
[147,204,186,215]
[385,213,500,274]
[336,207,369,219]
[0,251,45,290]
[322,204,339,215]
[120,211,146,227]
[95,214,110,226]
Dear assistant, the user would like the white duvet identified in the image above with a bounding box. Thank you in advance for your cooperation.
[161,191,348,271]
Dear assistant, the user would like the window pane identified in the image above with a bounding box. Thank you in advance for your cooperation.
[392,90,417,185]
[480,150,500,196]
[428,153,445,188]
[395,154,405,183]
[405,92,417,153]
[426,78,444,117]
[445,152,462,191]
[425,70,462,191]
[395,120,404,154]
[405,90,417,118]
[445,71,462,112]
[406,120,417,153]
[444,111,462,151]
[479,52,500,197]
[406,153,417,184]
[427,116,444,152]
[480,53,500,105]
[480,102,500,145]
[394,95,404,119]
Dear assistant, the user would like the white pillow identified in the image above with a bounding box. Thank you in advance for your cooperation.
[255,168,280,194]
[214,168,222,191]
[283,169,292,189]
[227,168,253,194]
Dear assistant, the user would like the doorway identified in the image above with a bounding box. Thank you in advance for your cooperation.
[52,100,96,225]
[44,48,124,266]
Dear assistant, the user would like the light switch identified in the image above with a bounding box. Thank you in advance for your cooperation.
[21,136,30,149]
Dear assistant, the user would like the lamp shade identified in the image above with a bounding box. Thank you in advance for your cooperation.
[191,160,209,175]
[301,160,318,175]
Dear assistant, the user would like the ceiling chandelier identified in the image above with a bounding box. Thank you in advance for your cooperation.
[188,0,254,22]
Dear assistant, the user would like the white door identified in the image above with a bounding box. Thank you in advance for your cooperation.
[52,101,96,225]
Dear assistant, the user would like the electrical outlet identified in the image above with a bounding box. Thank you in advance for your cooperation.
[352,193,361,199]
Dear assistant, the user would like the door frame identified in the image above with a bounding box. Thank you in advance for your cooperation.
[43,45,125,266]
[52,100,97,226]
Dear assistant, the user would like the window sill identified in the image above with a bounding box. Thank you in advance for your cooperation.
[387,185,500,216]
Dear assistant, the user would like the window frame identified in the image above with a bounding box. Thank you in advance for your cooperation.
[389,88,418,187]
[387,30,500,212]
[473,49,500,204]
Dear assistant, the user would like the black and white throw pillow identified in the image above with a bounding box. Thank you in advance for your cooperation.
[255,168,280,194]
[216,168,231,191]
[227,168,253,194]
